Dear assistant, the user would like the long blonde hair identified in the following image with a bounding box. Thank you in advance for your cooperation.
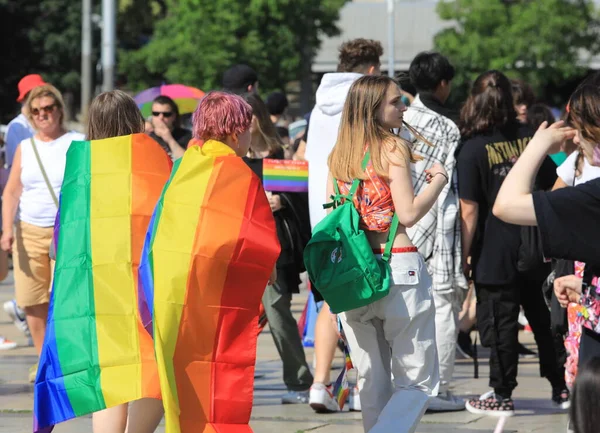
[328,75,426,182]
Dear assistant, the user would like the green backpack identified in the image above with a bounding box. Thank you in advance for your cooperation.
[303,152,399,314]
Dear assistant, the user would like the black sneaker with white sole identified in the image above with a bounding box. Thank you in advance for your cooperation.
[465,393,515,417]
[552,387,570,410]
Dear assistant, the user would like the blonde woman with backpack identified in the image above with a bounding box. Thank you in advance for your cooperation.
[325,75,446,432]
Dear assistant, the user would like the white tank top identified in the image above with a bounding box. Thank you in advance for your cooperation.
[18,131,85,227]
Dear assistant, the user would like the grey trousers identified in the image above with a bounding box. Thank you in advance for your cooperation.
[262,284,314,392]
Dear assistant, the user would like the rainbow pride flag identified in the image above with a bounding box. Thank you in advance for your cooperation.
[263,158,308,192]
[34,134,172,432]
[333,339,353,410]
[139,140,280,432]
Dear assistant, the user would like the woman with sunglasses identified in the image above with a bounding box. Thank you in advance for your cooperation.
[1,84,83,381]
[148,95,192,160]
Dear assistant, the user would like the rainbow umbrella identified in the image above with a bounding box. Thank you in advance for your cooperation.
[134,84,205,118]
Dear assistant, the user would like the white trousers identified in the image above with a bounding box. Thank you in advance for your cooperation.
[433,289,462,394]
[340,252,439,433]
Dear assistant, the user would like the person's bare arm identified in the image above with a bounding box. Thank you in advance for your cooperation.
[460,199,478,277]
[1,146,23,251]
[293,140,307,161]
[493,121,576,226]
[388,144,447,228]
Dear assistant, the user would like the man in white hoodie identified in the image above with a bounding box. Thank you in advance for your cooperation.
[305,38,383,413]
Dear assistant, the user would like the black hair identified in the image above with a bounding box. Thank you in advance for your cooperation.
[152,95,180,126]
[571,357,600,433]
[459,70,517,139]
[527,103,555,131]
[511,79,535,107]
[275,126,289,139]
[266,92,289,116]
[222,64,258,95]
[409,52,455,93]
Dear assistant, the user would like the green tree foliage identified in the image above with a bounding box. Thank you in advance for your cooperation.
[31,0,83,93]
[0,0,83,121]
[120,0,346,97]
[0,0,166,122]
[434,0,600,104]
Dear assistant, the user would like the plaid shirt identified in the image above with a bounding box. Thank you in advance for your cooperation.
[404,95,468,292]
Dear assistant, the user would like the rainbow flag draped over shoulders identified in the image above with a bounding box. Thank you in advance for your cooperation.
[34,134,172,432]
[139,140,280,433]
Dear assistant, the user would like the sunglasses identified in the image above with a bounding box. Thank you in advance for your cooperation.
[152,111,174,118]
[31,104,57,116]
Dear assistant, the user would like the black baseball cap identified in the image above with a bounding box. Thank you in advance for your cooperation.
[222,64,258,94]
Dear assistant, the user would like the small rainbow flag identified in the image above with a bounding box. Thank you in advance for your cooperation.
[34,134,172,432]
[139,140,281,432]
[333,338,354,410]
[263,158,308,193]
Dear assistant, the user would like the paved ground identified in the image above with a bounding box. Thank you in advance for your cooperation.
[0,272,570,432]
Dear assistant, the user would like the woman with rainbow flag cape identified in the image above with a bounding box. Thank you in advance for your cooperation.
[33,91,172,433]
[138,91,280,432]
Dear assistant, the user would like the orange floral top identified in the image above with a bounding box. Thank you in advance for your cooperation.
[337,160,395,233]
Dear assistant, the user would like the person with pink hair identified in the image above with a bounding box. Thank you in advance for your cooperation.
[192,91,254,155]
[139,91,279,431]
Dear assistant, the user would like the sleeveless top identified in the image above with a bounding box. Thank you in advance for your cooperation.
[337,160,395,233]
[19,131,85,227]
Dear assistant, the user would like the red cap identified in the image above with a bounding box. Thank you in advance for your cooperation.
[17,74,47,102]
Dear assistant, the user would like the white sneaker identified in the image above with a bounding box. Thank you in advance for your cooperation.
[0,336,17,350]
[309,383,339,413]
[347,386,361,411]
[480,389,495,400]
[3,300,31,338]
[427,391,465,412]
[281,390,309,404]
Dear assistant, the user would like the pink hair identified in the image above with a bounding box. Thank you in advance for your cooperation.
[192,91,252,141]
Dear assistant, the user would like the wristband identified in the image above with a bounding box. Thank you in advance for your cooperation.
[433,172,449,184]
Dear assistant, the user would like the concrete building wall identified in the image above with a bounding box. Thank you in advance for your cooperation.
[313,0,600,73]
[313,0,449,72]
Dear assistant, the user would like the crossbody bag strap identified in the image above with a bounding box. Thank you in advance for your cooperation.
[30,138,59,208]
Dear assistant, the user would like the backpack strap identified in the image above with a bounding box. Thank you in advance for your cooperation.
[326,151,371,209]
[328,150,400,262]
[382,213,399,263]
[346,151,371,199]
